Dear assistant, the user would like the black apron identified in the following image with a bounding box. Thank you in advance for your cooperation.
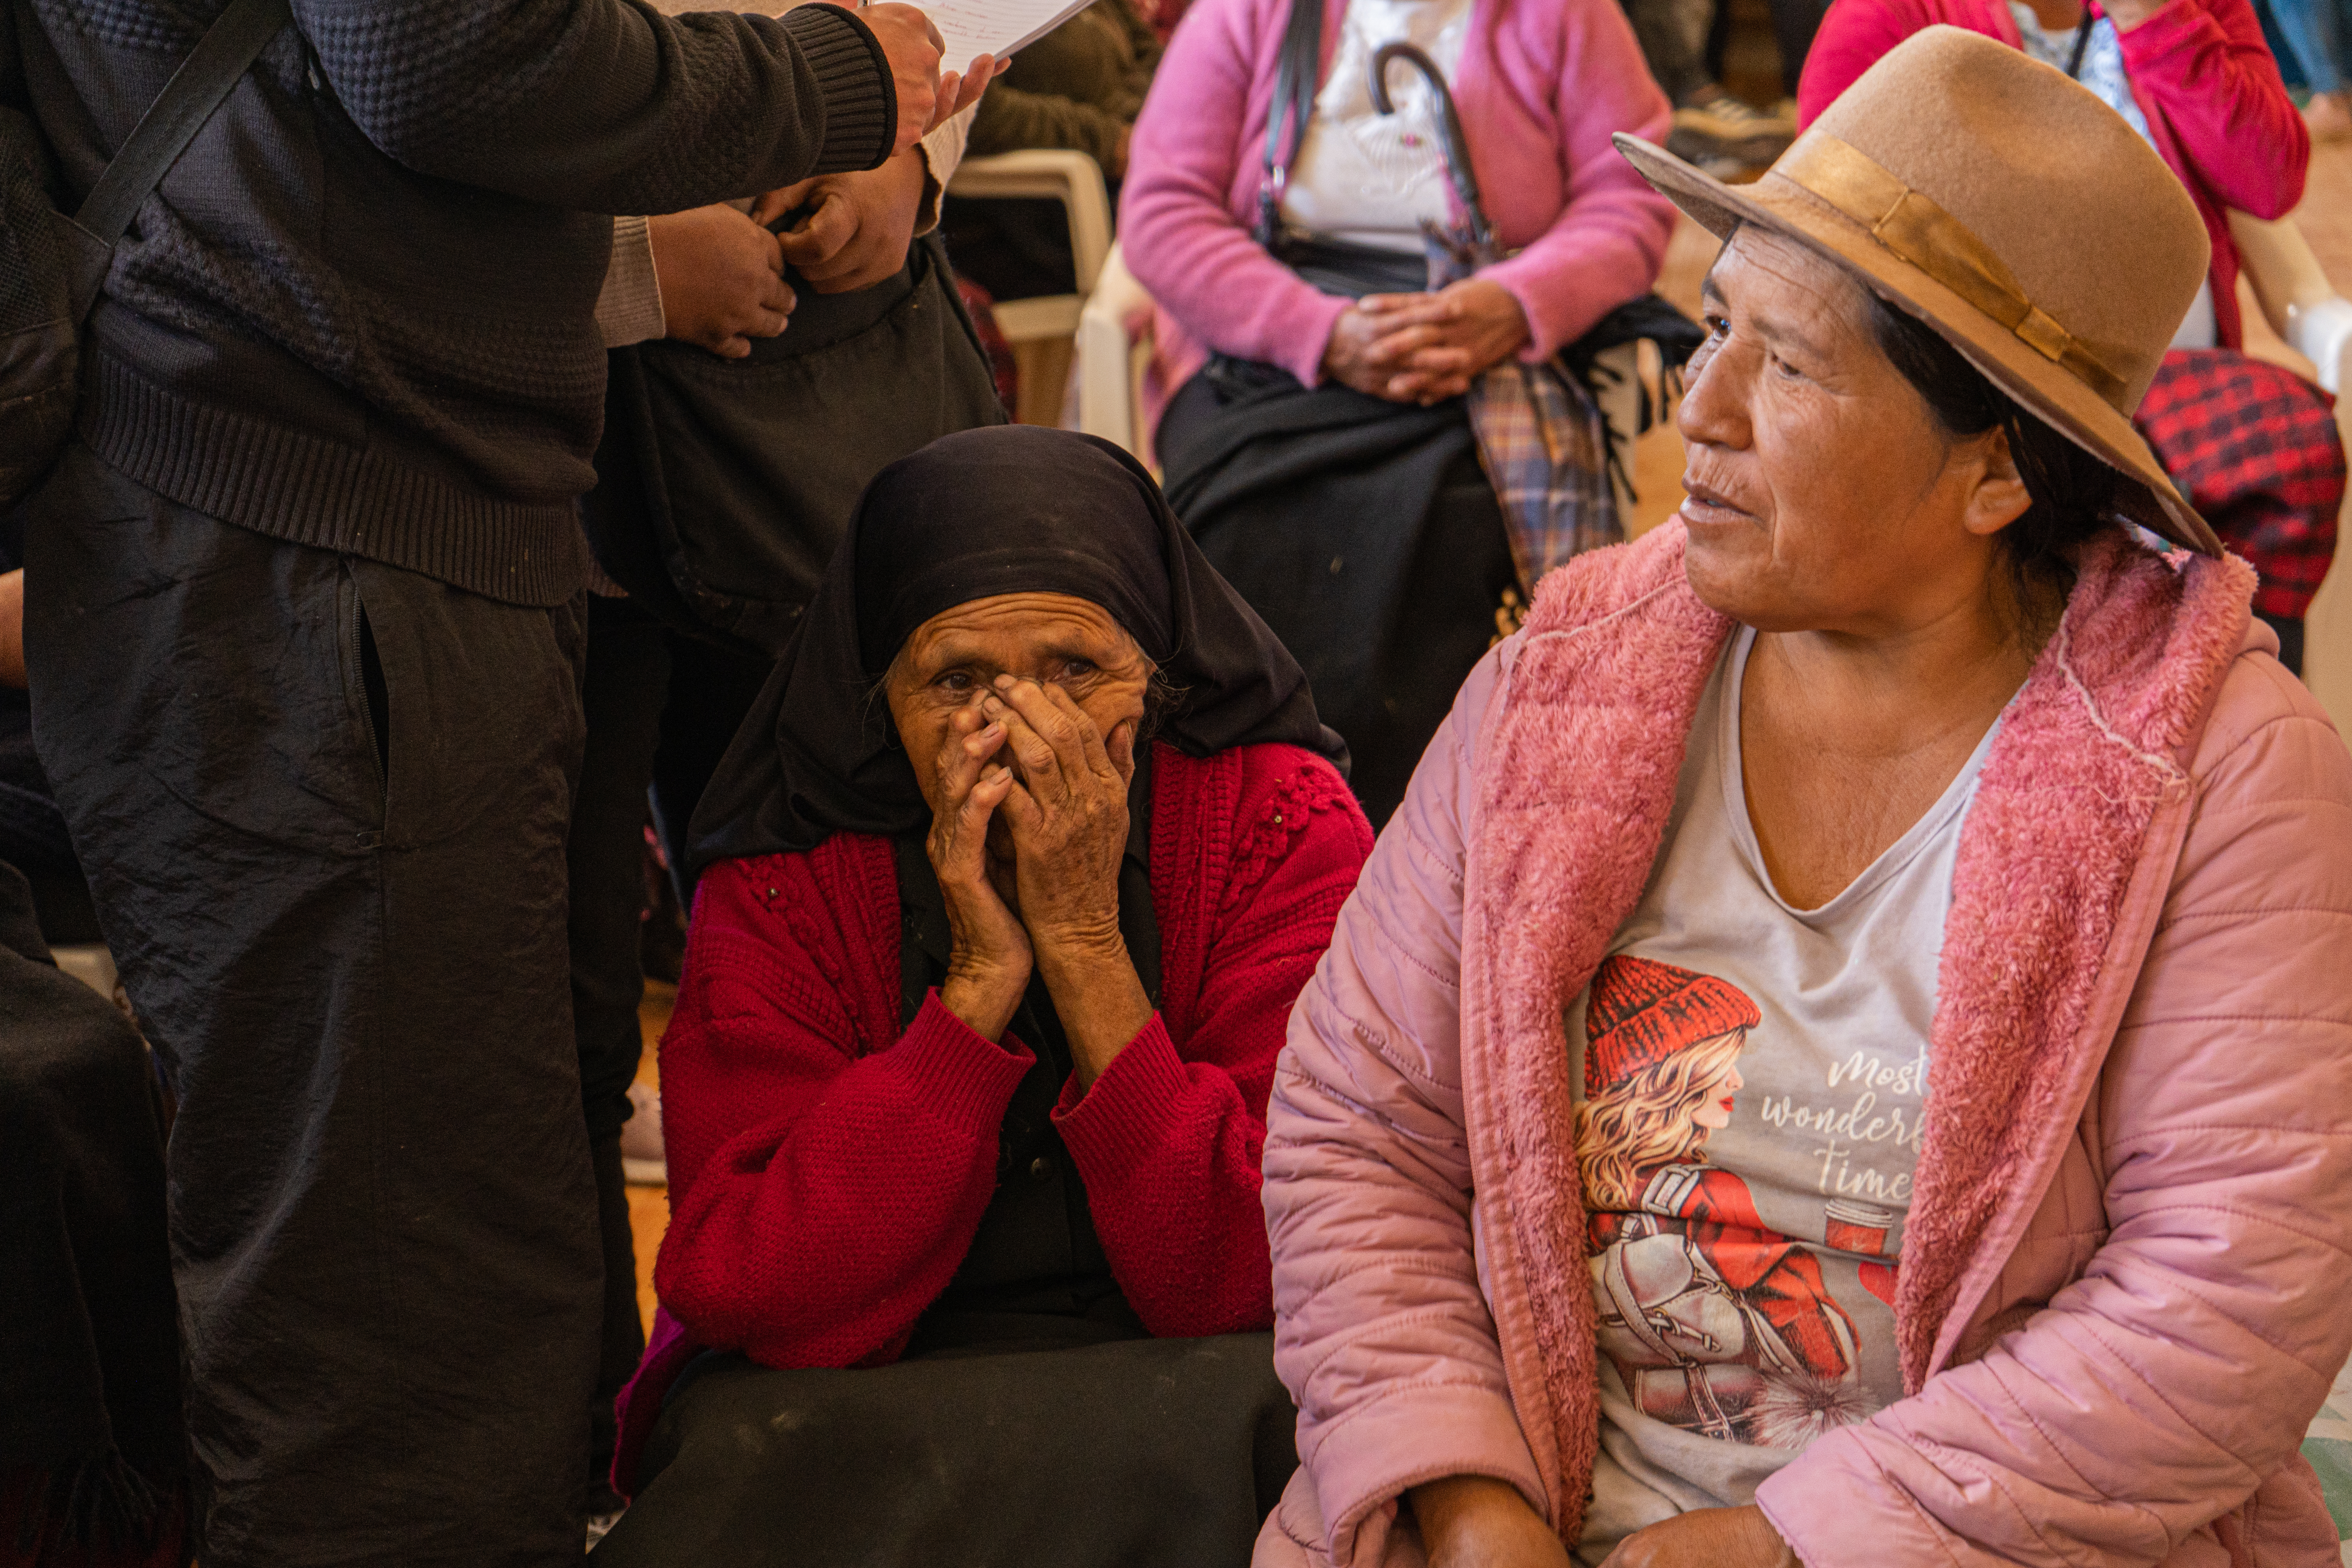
[1159,363,1513,828]
[582,233,1008,659]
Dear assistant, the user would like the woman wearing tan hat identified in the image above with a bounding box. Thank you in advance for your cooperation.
[1250,26,2352,1568]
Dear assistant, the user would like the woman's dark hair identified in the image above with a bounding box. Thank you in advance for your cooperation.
[1865,292,2119,605]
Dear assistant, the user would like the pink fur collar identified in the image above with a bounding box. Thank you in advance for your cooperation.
[1457,523,2255,1536]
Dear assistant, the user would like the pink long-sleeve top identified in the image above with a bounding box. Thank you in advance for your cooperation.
[1120,0,1678,401]
[1797,0,2308,351]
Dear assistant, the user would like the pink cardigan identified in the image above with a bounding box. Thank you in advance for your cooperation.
[1797,0,2309,352]
[1120,0,1676,399]
[1259,523,2352,1566]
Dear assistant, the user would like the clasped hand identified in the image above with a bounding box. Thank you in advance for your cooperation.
[1321,276,1531,405]
[1410,1477,1792,1568]
[927,675,1135,1045]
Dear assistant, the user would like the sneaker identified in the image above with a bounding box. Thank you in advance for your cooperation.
[1669,86,1797,167]
[620,1082,666,1186]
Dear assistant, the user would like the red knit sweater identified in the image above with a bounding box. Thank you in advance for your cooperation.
[650,741,1372,1372]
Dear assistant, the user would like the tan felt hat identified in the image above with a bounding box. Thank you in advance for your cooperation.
[1614,25,2222,556]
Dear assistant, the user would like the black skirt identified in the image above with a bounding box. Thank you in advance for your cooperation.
[588,1330,1296,1568]
[1158,369,1517,828]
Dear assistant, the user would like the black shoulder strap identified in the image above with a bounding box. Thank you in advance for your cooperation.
[74,0,291,244]
[2063,9,2095,77]
[1254,0,1323,246]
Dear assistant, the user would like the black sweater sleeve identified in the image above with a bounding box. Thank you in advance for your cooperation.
[292,0,895,214]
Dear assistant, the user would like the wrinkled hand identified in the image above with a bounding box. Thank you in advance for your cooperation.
[1324,278,1531,404]
[1599,1507,1794,1568]
[649,204,794,358]
[752,149,928,294]
[1411,1476,1573,1568]
[981,675,1134,953]
[927,703,1031,1041]
[859,3,945,154]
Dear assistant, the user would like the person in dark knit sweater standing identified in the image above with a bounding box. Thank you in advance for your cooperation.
[6,2,975,1563]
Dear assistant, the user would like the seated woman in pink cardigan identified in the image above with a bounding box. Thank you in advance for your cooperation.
[1119,0,1677,824]
[1257,31,2352,1568]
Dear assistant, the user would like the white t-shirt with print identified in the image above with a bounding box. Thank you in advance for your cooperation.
[1563,628,2001,1561]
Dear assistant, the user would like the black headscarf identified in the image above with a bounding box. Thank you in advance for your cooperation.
[689,426,1345,869]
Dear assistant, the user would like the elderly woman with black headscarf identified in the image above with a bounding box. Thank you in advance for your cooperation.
[591,425,1371,1567]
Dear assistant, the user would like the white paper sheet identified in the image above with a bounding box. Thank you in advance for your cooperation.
[915,0,1096,68]
[655,0,1093,69]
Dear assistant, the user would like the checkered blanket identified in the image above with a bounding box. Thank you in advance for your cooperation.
[1420,227,1624,593]
[1466,360,1622,590]
[2136,348,2344,621]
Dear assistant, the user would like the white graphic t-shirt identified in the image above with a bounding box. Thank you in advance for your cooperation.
[1564,629,2000,1562]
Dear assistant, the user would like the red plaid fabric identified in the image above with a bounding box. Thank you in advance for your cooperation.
[953,277,1020,418]
[2135,348,2344,620]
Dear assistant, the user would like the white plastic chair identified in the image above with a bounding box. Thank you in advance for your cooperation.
[946,149,1113,345]
[2233,211,2352,396]
[1076,240,1156,459]
[2230,210,2352,736]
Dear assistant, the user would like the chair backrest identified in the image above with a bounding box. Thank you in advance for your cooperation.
[2232,211,2352,397]
[1076,240,1156,461]
[946,148,1113,299]
[2229,209,2352,737]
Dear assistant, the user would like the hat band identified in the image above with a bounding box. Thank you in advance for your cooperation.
[1776,135,2129,407]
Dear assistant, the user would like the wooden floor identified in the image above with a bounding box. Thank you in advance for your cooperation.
[624,985,672,1337]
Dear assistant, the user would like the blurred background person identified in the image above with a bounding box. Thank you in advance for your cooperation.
[1801,0,2308,354]
[1120,0,1678,823]
[2261,0,2350,139]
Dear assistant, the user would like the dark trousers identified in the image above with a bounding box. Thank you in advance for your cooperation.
[567,593,772,1499]
[25,443,603,1568]
[592,1333,1296,1568]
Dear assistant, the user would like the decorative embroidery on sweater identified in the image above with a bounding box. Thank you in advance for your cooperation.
[1222,766,1364,913]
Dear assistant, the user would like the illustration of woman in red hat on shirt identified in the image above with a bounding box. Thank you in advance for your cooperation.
[1575,954,1868,1448]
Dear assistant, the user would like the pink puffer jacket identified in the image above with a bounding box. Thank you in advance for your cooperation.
[1259,521,2352,1567]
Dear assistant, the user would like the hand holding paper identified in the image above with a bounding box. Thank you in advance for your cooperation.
[859,2,948,154]
[897,0,1099,85]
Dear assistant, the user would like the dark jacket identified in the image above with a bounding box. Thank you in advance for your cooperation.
[4,0,894,604]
